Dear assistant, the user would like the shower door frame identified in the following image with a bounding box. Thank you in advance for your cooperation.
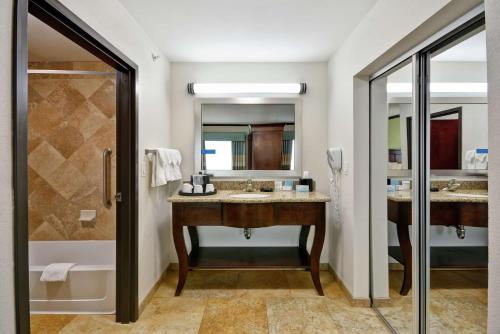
[13,0,139,332]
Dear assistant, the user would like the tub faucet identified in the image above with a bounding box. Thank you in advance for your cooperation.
[245,178,254,192]
[442,178,460,192]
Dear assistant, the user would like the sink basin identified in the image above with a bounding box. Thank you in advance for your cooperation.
[229,193,271,199]
[446,193,488,199]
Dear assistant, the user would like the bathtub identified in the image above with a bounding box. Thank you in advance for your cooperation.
[29,240,115,314]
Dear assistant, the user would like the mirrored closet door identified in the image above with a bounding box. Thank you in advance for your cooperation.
[369,8,486,333]
[425,20,488,334]
[370,59,416,334]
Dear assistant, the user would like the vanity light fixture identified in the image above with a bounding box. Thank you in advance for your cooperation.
[187,82,307,95]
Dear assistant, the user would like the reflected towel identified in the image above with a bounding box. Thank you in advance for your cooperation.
[465,150,476,169]
[475,153,488,169]
[40,263,75,282]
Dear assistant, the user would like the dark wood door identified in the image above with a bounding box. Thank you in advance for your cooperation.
[430,119,460,169]
[251,124,284,170]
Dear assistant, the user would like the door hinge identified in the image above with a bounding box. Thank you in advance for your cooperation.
[115,192,123,202]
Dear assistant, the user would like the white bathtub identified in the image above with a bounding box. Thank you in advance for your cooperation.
[29,240,115,314]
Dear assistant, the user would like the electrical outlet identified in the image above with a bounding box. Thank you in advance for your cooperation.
[343,161,349,175]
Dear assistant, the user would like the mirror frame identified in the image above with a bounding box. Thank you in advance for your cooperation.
[194,97,302,178]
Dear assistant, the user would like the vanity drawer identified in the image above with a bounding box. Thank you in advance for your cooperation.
[222,203,275,227]
[174,203,222,226]
[275,202,323,225]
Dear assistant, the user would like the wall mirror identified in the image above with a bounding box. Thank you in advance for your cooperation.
[194,98,302,177]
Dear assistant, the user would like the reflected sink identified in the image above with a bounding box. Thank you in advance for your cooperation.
[445,192,488,199]
[229,193,271,199]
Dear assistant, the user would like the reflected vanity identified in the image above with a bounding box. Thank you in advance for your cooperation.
[388,189,488,295]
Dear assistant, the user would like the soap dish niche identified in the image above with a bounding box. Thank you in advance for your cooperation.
[79,210,97,227]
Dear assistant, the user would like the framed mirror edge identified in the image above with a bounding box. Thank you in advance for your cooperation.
[194,97,303,178]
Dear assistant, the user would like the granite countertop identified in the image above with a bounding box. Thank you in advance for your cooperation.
[168,190,331,203]
[387,189,488,203]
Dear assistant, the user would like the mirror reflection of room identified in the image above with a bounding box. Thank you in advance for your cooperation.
[371,26,488,333]
[370,59,415,333]
[428,28,488,333]
[387,31,488,172]
[201,104,295,171]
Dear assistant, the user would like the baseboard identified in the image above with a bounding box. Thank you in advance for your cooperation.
[372,297,393,308]
[167,262,330,271]
[139,266,169,316]
[328,265,370,307]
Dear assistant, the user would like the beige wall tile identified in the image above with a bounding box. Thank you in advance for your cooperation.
[46,125,84,158]
[28,62,116,241]
[28,141,65,180]
[89,80,116,118]
[46,161,87,200]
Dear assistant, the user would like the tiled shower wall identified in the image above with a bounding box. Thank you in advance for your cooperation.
[28,61,116,240]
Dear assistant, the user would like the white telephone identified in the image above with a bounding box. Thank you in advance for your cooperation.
[327,147,342,223]
[327,147,342,172]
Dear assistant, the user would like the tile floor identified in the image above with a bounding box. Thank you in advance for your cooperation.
[376,269,488,333]
[31,270,389,334]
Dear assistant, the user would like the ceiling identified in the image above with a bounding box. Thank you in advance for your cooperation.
[433,30,486,62]
[28,14,99,62]
[118,0,378,62]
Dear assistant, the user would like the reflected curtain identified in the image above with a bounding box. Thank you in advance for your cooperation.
[201,140,207,170]
[281,140,293,170]
[232,141,246,170]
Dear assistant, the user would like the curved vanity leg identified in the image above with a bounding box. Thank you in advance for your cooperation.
[173,206,188,296]
[187,226,199,259]
[310,206,325,296]
[299,225,311,271]
[299,226,311,250]
[397,223,412,296]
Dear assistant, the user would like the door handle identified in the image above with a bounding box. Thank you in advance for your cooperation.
[102,148,112,208]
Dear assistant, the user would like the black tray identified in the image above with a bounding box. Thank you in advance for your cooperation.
[178,189,217,196]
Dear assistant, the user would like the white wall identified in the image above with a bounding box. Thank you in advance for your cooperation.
[52,0,173,304]
[486,0,500,331]
[0,0,16,332]
[327,0,481,298]
[170,62,329,263]
[370,76,389,298]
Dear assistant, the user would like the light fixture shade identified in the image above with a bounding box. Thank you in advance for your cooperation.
[187,82,307,95]
[387,82,487,93]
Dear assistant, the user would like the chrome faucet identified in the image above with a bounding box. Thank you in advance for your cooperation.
[245,178,254,192]
[442,178,461,192]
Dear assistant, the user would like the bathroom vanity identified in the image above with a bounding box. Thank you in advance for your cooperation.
[387,189,488,295]
[168,190,330,296]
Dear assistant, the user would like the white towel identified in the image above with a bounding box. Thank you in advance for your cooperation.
[147,148,182,187]
[464,150,476,169]
[147,153,164,187]
[40,263,75,282]
[475,152,488,169]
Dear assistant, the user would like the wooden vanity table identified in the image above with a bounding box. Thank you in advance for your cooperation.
[168,190,330,296]
[388,190,488,295]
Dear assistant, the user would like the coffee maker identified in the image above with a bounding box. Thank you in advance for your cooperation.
[190,172,210,192]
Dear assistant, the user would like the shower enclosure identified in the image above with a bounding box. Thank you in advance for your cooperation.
[27,61,117,313]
